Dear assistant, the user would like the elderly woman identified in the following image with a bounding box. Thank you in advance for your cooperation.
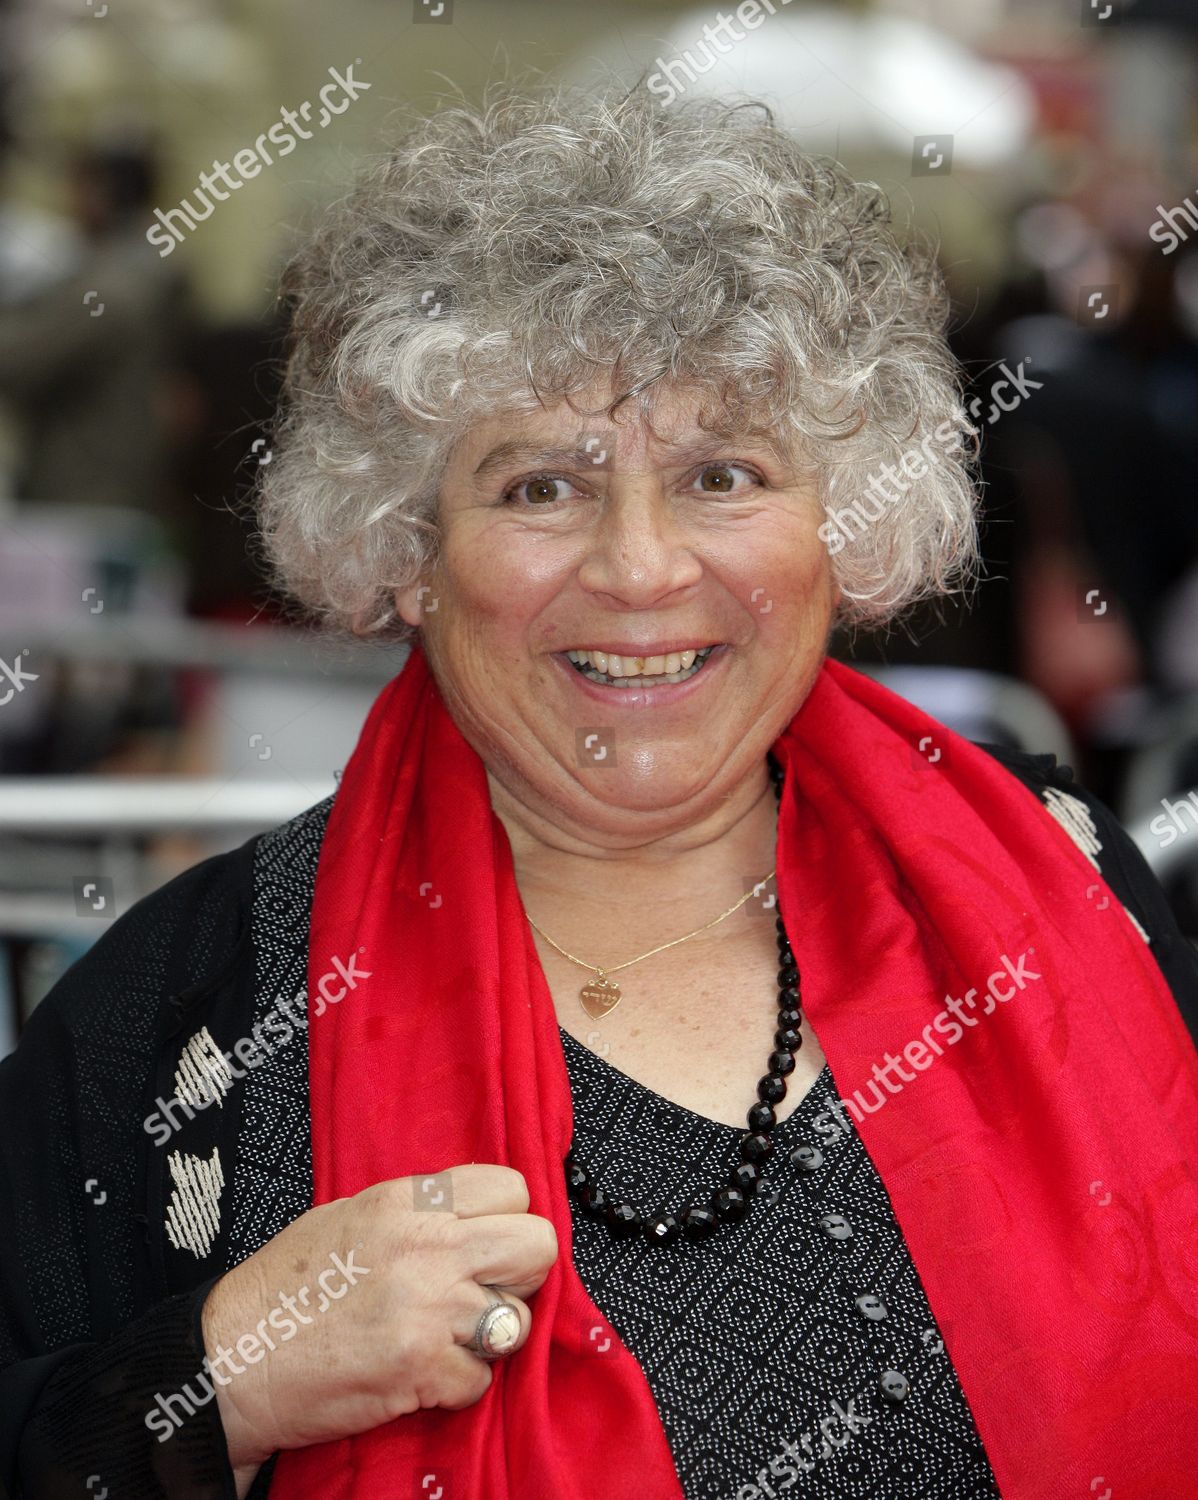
[3,80,1198,1500]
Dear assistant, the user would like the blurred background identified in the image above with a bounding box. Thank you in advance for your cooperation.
[1,0,1196,1054]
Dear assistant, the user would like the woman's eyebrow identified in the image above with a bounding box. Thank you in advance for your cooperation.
[471,438,785,478]
[472,443,592,477]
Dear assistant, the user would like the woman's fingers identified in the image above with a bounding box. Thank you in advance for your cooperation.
[418,1162,530,1218]
[454,1211,558,1292]
[198,1162,559,1461]
[384,1165,557,1292]
[435,1345,497,1410]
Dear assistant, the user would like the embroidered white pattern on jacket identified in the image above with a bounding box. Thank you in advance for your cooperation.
[174,1025,232,1109]
[1041,786,1151,945]
[1042,787,1102,866]
[165,1147,224,1258]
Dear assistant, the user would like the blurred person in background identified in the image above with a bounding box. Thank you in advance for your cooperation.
[984,234,1198,736]
[167,309,289,621]
[0,138,189,514]
[847,180,1198,787]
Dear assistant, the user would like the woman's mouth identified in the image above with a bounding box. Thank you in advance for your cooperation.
[564,644,719,688]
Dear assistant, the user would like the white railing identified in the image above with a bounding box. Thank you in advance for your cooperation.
[0,777,335,832]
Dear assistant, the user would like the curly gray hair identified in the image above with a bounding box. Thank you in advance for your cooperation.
[257,76,978,639]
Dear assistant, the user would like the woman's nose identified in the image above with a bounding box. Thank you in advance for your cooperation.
[575,474,704,607]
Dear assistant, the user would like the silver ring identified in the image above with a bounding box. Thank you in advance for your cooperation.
[468,1294,521,1362]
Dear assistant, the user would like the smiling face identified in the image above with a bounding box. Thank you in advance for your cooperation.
[395,381,839,845]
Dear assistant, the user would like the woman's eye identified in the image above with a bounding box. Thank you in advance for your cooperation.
[503,474,582,506]
[693,462,759,494]
[501,463,760,505]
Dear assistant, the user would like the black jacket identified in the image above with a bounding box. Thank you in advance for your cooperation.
[2,747,1197,1500]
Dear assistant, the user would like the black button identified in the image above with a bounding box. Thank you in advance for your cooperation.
[790,1143,823,1172]
[880,1369,910,1403]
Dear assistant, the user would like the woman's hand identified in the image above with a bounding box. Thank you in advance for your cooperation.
[200,1164,557,1487]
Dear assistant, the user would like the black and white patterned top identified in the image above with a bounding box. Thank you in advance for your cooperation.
[562,1026,997,1500]
[225,795,999,1500]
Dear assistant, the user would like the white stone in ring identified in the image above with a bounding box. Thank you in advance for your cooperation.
[472,1301,521,1359]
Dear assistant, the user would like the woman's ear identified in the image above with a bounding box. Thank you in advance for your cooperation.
[395,582,430,630]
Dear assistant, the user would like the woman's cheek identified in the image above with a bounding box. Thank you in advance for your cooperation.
[459,526,562,604]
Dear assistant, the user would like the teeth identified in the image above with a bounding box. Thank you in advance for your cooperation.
[565,645,717,687]
[566,646,713,675]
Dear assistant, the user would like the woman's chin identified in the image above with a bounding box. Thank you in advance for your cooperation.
[561,760,728,818]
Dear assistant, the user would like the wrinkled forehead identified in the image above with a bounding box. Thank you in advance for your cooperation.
[445,378,804,478]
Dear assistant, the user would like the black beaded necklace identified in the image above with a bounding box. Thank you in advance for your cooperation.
[563,754,800,1247]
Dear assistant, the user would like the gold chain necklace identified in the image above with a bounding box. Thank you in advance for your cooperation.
[526,869,776,1020]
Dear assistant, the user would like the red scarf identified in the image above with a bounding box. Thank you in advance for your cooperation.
[271,641,1198,1499]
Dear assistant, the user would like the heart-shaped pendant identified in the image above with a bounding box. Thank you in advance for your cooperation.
[580,974,621,1020]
